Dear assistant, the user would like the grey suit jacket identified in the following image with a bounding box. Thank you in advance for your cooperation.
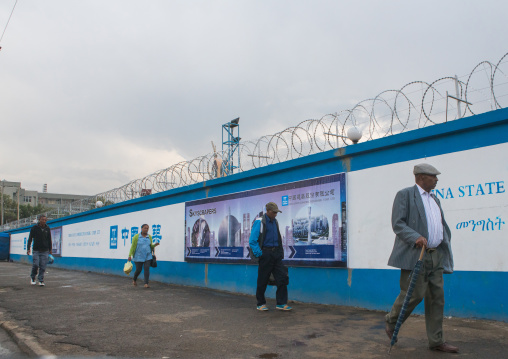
[387,185,454,274]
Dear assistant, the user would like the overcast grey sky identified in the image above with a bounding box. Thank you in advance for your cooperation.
[1,1,506,195]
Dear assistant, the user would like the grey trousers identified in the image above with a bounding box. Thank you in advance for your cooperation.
[386,248,445,348]
[31,251,49,282]
[133,260,151,284]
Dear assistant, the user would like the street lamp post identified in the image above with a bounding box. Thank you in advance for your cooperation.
[17,183,20,222]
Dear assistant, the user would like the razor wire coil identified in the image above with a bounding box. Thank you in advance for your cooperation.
[2,52,508,230]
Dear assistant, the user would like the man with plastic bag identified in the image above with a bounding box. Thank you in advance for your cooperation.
[27,215,52,286]
[249,202,291,311]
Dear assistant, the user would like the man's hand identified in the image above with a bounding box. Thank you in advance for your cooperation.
[27,249,31,255]
[415,236,428,248]
[154,243,160,247]
[128,256,132,261]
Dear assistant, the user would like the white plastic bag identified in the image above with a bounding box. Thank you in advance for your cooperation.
[123,261,133,275]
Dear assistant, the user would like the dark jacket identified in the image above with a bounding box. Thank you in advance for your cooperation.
[28,224,52,252]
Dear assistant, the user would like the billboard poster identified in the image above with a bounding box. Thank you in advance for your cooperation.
[185,173,347,267]
[50,226,62,256]
[9,232,28,255]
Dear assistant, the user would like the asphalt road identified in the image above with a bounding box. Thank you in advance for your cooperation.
[0,262,507,358]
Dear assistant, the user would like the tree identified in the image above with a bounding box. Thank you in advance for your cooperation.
[19,203,51,219]
[1,193,18,224]
[1,194,51,225]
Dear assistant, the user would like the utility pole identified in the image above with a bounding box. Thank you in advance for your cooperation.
[454,75,462,118]
[1,180,4,226]
[445,76,472,122]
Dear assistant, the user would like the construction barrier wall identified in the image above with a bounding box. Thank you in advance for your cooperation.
[7,108,508,321]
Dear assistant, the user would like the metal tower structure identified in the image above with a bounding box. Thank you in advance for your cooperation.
[222,117,240,176]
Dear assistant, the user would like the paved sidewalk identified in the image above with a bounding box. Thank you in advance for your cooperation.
[0,262,507,358]
[0,324,23,357]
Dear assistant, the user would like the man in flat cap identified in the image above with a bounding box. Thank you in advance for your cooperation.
[385,163,458,353]
[249,202,292,311]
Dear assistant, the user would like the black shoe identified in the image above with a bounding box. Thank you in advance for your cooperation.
[431,342,459,353]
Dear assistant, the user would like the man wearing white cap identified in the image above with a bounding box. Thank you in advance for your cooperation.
[385,163,458,353]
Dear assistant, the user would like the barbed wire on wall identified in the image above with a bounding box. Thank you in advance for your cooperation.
[2,52,508,231]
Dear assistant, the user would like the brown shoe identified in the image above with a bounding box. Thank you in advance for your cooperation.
[144,284,150,288]
[132,280,137,286]
[431,342,459,353]
[385,325,397,343]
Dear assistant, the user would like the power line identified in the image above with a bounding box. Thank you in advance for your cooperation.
[0,0,18,44]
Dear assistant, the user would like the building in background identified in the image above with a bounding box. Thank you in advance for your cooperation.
[0,180,90,210]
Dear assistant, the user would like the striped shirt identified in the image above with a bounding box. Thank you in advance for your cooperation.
[417,184,443,248]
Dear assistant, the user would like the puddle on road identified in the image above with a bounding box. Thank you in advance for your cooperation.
[291,340,307,347]
[259,353,279,359]
[80,301,110,306]
[0,342,14,356]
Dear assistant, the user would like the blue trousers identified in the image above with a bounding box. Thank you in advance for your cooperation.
[31,251,49,282]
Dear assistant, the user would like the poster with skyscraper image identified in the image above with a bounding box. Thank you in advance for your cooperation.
[185,173,347,267]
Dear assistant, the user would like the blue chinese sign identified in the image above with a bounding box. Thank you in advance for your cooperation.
[110,225,118,249]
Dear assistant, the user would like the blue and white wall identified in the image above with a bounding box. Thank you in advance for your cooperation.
[8,108,508,321]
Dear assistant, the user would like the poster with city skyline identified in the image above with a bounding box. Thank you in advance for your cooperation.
[50,226,62,257]
[184,173,347,267]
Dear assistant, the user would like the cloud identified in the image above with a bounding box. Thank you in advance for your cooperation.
[0,0,507,195]
[0,133,184,195]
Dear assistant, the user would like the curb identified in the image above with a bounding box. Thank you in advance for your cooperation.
[0,319,54,357]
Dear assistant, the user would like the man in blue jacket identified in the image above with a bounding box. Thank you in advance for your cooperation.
[249,202,292,311]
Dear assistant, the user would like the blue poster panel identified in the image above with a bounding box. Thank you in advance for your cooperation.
[184,173,347,267]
